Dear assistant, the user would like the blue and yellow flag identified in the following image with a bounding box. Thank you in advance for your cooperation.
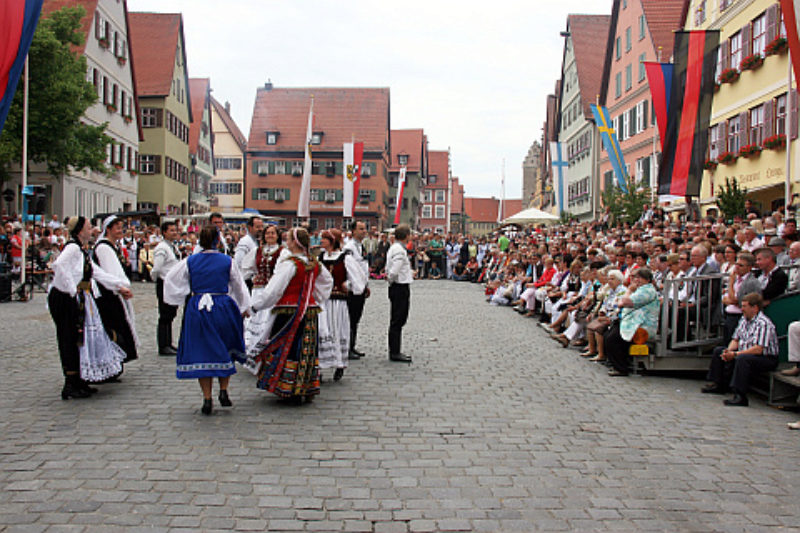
[590,104,628,193]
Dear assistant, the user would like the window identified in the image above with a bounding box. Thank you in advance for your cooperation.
[428,174,437,184]
[728,116,740,153]
[435,190,446,203]
[256,161,269,176]
[615,37,621,60]
[638,15,646,40]
[625,27,631,52]
[776,94,787,135]
[214,157,242,170]
[141,108,159,128]
[695,0,706,26]
[423,190,433,202]
[291,161,303,176]
[139,154,157,174]
[638,53,646,81]
[750,105,764,146]
[398,154,409,166]
[752,14,767,57]
[209,183,242,195]
[435,205,446,219]
[636,100,648,133]
[625,64,632,91]
[716,46,724,80]
[311,132,323,145]
[274,161,286,174]
[324,218,336,230]
[622,111,630,140]
[730,31,742,70]
[615,72,622,98]
[266,131,279,145]
[422,205,432,218]
[709,124,721,160]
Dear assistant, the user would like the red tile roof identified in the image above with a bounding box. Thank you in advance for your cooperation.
[464,197,523,223]
[568,14,611,118]
[188,78,209,154]
[426,150,449,189]
[247,87,390,153]
[210,96,247,152]
[42,0,98,54]
[450,177,465,214]
[389,129,425,172]
[128,12,182,98]
[641,0,689,59]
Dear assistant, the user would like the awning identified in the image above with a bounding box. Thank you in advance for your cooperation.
[502,207,559,225]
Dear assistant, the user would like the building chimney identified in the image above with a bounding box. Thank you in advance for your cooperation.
[264,79,273,91]
[224,101,230,114]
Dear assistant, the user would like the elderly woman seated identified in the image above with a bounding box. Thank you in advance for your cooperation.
[581,269,626,361]
[604,268,660,376]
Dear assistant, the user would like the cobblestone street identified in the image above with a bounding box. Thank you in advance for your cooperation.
[1,280,799,532]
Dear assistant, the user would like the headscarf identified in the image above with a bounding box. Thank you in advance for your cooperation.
[65,216,87,241]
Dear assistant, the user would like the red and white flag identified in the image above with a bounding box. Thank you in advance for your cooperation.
[782,0,800,83]
[297,97,314,218]
[342,141,364,218]
[393,167,407,225]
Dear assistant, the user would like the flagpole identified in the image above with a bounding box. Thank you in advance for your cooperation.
[446,147,452,234]
[787,49,793,213]
[20,56,29,289]
[499,158,505,224]
[653,46,662,205]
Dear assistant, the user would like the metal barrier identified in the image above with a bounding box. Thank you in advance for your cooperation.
[658,272,725,358]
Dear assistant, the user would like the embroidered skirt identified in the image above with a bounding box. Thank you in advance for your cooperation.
[256,309,321,398]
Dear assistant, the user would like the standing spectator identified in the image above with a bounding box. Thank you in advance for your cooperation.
[152,221,181,356]
[9,226,23,272]
[386,224,413,362]
[343,221,370,359]
[427,233,444,275]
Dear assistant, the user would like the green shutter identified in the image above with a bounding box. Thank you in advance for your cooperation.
[335,161,343,175]
[370,190,376,201]
[268,161,275,174]
[252,188,259,200]
[252,160,259,174]
[266,188,274,200]
[335,189,343,201]
[284,188,291,200]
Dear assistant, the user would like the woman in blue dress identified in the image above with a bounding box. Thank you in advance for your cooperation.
[164,226,251,415]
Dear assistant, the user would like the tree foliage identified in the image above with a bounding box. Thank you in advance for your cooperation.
[715,177,747,221]
[601,176,651,226]
[0,6,110,184]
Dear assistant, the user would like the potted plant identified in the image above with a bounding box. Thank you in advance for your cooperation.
[130,169,138,176]
[763,133,787,150]
[719,67,740,84]
[105,103,117,113]
[98,37,110,49]
[740,53,764,71]
[117,56,127,66]
[704,159,718,171]
[765,36,788,56]
[738,143,762,158]
[123,115,133,124]
[718,151,738,164]
[114,163,123,170]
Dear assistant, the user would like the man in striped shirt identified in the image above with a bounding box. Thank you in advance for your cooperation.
[702,292,779,406]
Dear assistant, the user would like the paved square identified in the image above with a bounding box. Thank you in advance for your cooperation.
[1,280,799,531]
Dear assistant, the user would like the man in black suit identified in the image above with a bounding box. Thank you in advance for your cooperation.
[755,247,788,306]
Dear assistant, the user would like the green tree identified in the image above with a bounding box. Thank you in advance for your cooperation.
[0,6,110,187]
[601,176,651,226]
[715,177,747,221]
[559,210,573,225]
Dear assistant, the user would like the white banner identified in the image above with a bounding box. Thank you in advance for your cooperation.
[297,97,314,218]
[343,142,354,218]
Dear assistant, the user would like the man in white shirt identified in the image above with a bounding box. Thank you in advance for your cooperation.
[152,221,181,355]
[47,214,62,231]
[343,221,370,359]
[234,216,263,291]
[386,224,413,362]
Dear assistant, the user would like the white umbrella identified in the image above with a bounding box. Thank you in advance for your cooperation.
[502,207,560,225]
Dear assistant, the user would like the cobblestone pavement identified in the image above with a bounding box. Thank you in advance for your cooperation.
[1,280,799,532]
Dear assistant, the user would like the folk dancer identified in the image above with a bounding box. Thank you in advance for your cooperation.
[48,216,130,399]
[234,216,263,292]
[250,227,333,404]
[343,221,370,359]
[164,225,250,415]
[386,224,413,362]
[152,221,181,356]
[93,215,139,369]
[318,229,367,381]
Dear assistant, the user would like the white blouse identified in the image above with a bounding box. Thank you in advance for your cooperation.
[93,240,131,294]
[241,244,288,281]
[163,252,251,312]
[50,242,129,298]
[323,249,367,295]
[251,253,333,312]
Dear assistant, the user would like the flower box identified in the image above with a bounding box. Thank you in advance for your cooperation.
[113,164,123,170]
[117,56,127,66]
[714,82,721,92]
[130,170,138,176]
[718,151,737,164]
[763,133,786,150]
[98,38,110,49]
[738,143,762,158]
[704,159,718,171]
[123,115,132,124]
[105,103,117,113]
[719,67,740,84]
[740,53,764,71]
[765,37,788,56]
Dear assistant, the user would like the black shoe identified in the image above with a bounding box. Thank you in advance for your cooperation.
[351,348,365,357]
[61,377,92,400]
[159,346,177,356]
[348,350,363,360]
[201,399,213,415]
[389,353,412,363]
[80,380,98,395]
[701,383,725,394]
[218,390,232,407]
[333,368,344,381]
[723,394,749,406]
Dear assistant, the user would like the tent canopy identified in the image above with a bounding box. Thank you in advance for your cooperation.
[502,207,559,225]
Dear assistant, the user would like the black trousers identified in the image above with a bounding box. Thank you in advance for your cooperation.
[347,292,366,351]
[388,283,410,355]
[156,278,178,350]
[604,321,632,374]
[707,346,778,394]
[48,289,81,376]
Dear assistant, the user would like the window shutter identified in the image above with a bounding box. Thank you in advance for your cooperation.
[741,24,751,59]
[154,155,162,174]
[284,188,291,200]
[739,111,749,148]
[720,40,729,72]
[766,4,778,43]
[335,189,344,201]
[642,100,649,130]
[156,108,163,127]
[630,106,637,136]
[335,161,343,175]
[370,190,376,201]
[764,97,774,137]
[252,161,259,174]
[792,89,799,140]
[95,15,101,39]
[252,188,259,201]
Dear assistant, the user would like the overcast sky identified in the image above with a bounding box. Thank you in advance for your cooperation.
[128,0,608,199]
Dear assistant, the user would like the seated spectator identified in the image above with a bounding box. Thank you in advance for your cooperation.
[452,262,468,281]
[721,252,761,345]
[582,269,626,361]
[789,241,800,291]
[755,247,788,306]
[702,292,779,406]
[605,268,660,376]
[429,261,442,280]
[465,256,480,281]
[782,320,800,378]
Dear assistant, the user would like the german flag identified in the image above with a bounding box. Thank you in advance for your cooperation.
[656,30,719,197]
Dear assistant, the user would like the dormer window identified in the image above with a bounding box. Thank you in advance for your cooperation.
[398,154,409,166]
[311,131,323,145]
[266,131,279,145]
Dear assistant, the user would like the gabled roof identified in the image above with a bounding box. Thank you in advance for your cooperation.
[426,150,449,189]
[389,129,425,172]
[128,12,182,98]
[188,78,210,154]
[42,0,98,54]
[566,14,611,118]
[641,0,689,59]
[247,87,390,153]
[210,96,247,153]
[465,198,523,223]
